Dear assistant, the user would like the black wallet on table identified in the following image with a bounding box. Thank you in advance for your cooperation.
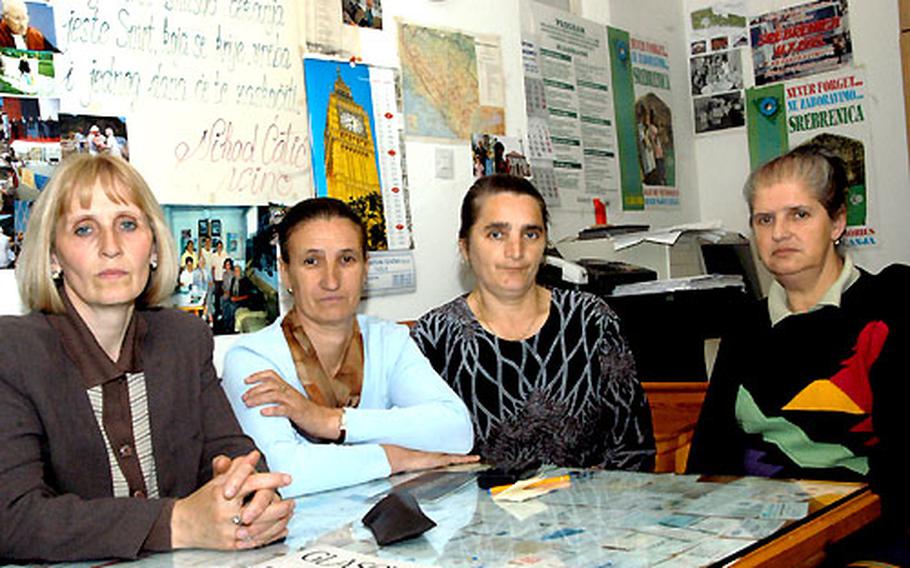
[361,491,436,546]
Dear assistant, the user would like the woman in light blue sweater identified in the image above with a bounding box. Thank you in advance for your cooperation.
[222,198,476,497]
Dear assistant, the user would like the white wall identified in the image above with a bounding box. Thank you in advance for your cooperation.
[3,0,907,332]
[361,0,702,321]
[690,0,910,273]
[590,0,703,229]
[357,0,526,320]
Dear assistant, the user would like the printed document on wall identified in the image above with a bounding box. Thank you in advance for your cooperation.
[524,3,619,212]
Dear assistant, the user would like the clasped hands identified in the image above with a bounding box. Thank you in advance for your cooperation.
[171,450,294,550]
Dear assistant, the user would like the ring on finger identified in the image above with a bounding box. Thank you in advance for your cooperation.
[231,514,243,526]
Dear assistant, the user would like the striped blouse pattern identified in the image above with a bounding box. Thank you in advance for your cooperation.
[86,372,160,498]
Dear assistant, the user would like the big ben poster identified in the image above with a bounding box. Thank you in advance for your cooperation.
[304,58,412,252]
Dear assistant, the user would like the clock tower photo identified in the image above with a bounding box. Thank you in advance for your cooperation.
[323,70,388,250]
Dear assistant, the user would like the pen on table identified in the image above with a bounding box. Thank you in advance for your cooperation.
[489,474,571,496]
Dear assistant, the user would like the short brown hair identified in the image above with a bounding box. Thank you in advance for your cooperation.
[459,174,550,244]
[17,154,177,313]
[277,197,367,262]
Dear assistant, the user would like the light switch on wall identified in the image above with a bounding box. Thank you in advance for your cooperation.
[435,147,455,179]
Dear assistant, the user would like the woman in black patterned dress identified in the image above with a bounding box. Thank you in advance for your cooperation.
[411,174,655,473]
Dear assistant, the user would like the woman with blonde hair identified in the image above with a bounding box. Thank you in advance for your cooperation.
[0,154,293,562]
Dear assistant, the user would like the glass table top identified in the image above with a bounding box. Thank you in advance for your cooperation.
[31,468,866,568]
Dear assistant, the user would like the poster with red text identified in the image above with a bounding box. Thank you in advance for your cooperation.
[784,69,875,248]
[750,0,851,86]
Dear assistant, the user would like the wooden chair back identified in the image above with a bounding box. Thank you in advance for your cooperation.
[642,381,707,474]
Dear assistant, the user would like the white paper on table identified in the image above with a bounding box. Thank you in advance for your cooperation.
[600,529,651,551]
[493,498,549,521]
[250,545,434,568]
[667,537,750,562]
[611,220,725,250]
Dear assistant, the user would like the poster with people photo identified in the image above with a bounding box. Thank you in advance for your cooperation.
[341,0,381,30]
[163,204,280,336]
[0,95,58,269]
[783,70,874,248]
[0,0,59,97]
[471,134,531,179]
[750,0,851,86]
[59,114,128,161]
[631,35,678,208]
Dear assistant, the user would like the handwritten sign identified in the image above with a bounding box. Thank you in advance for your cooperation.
[57,0,312,205]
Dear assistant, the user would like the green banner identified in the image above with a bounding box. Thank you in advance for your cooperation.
[608,26,644,211]
[746,84,788,170]
[846,184,866,226]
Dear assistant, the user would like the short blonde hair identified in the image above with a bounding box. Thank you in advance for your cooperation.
[17,154,178,313]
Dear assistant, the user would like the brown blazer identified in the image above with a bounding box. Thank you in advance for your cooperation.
[0,308,258,562]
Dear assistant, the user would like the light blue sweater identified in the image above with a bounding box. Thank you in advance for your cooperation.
[222,315,474,497]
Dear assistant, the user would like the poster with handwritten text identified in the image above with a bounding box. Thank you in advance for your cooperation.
[56,0,312,205]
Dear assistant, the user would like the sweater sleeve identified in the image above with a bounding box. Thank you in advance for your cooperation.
[687,333,748,475]
[0,371,168,562]
[595,301,656,472]
[344,324,474,454]
[221,344,391,497]
[409,312,445,371]
[867,264,910,526]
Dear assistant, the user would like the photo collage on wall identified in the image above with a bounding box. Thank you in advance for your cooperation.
[0,0,61,270]
[688,2,748,134]
[744,0,872,247]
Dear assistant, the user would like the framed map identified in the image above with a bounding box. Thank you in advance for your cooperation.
[398,22,504,140]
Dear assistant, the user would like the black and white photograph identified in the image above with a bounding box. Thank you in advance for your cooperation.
[693,91,745,134]
[690,51,743,96]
